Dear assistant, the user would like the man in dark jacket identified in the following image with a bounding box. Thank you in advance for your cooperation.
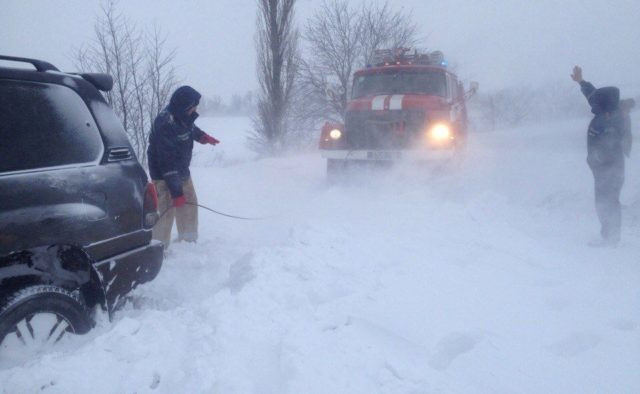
[148,85,219,248]
[571,66,628,246]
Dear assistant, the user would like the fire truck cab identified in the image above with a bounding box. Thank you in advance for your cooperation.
[319,49,477,175]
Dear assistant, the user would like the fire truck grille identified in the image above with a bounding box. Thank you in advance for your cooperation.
[344,110,426,150]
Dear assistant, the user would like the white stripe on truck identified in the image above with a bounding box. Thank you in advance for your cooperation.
[389,95,404,110]
[371,95,386,110]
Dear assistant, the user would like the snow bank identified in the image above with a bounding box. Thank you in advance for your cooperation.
[1,116,639,393]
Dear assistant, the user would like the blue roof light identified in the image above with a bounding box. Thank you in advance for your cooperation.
[441,60,448,67]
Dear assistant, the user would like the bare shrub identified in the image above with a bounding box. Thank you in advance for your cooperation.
[73,0,177,165]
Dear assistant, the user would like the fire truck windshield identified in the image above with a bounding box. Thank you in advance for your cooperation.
[352,70,447,99]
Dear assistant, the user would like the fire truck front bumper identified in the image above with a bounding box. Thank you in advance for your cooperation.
[320,148,456,161]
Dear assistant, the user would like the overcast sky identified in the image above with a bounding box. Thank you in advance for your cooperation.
[2,0,640,100]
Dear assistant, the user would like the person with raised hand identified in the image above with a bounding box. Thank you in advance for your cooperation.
[571,66,627,246]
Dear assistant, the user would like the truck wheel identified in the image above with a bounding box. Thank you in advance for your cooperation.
[0,285,92,365]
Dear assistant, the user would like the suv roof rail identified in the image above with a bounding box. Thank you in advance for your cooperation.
[0,55,59,72]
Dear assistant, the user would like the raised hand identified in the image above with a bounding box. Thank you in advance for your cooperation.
[571,66,583,83]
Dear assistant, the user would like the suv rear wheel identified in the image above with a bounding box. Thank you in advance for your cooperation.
[0,285,92,364]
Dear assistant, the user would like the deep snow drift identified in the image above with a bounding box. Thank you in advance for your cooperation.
[1,116,639,393]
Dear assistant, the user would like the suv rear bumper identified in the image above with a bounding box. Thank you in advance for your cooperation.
[94,240,164,312]
[320,148,456,161]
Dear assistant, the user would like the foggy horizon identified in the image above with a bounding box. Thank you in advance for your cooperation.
[3,0,640,101]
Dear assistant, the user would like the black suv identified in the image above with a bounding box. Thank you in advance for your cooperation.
[0,56,163,362]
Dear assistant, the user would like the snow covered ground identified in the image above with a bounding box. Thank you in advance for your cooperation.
[1,115,639,393]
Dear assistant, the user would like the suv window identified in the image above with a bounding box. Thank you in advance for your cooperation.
[0,80,103,173]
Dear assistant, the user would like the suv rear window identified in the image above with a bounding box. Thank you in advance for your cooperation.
[0,80,103,173]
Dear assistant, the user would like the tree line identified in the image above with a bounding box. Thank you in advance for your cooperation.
[470,83,590,131]
[198,92,255,117]
[75,0,598,159]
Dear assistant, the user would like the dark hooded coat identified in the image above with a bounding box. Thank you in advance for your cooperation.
[579,81,625,168]
[147,86,206,198]
[579,81,627,242]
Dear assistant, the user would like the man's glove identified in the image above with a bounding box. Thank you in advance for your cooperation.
[571,66,583,83]
[199,133,220,145]
[173,195,186,208]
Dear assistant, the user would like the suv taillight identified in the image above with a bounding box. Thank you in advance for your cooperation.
[143,182,159,228]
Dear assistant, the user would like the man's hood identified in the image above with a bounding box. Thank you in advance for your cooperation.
[588,86,620,114]
[168,86,201,119]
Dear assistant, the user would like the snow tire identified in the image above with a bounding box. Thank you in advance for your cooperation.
[0,285,92,361]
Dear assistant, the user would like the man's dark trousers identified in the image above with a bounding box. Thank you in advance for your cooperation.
[590,160,624,242]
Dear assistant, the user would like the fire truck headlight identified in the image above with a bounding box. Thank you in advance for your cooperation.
[329,129,342,140]
[429,123,452,141]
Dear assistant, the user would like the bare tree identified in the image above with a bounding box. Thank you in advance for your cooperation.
[300,0,420,123]
[146,25,177,129]
[125,24,148,162]
[359,2,419,68]
[73,0,177,165]
[96,0,134,132]
[140,25,178,164]
[251,0,300,155]
[300,1,362,123]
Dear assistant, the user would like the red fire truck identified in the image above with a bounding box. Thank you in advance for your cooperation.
[319,49,477,175]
